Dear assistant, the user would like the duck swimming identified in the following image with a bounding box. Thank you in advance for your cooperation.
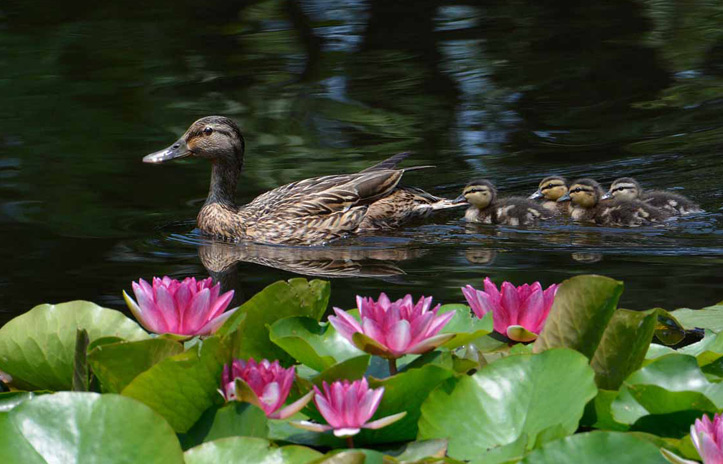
[558,178,670,227]
[457,179,550,226]
[144,116,463,245]
[602,177,702,216]
[529,176,570,215]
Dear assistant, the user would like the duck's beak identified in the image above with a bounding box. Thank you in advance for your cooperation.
[557,193,571,202]
[143,138,191,164]
[453,194,467,204]
[528,190,543,200]
[600,192,612,200]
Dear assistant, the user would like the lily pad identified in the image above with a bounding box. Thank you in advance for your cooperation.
[269,317,365,372]
[215,278,330,363]
[179,403,268,450]
[437,305,493,349]
[122,337,228,432]
[0,392,183,463]
[0,301,150,390]
[418,348,597,460]
[679,330,723,366]
[670,305,723,332]
[534,275,623,358]
[591,309,658,390]
[184,436,321,464]
[88,338,184,393]
[520,431,667,464]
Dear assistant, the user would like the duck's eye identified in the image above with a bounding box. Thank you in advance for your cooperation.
[616,187,624,192]
[203,127,213,136]
[547,184,554,189]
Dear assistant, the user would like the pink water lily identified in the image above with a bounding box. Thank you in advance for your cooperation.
[219,358,312,420]
[291,378,406,437]
[328,293,455,360]
[123,276,236,336]
[691,413,723,464]
[462,277,558,342]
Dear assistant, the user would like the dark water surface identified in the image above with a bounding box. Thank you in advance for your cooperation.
[2,0,723,325]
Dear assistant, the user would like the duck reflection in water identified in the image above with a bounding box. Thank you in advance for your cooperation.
[198,239,426,279]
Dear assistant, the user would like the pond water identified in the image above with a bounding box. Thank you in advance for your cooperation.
[2,0,723,325]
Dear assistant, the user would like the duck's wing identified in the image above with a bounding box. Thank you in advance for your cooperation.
[244,168,405,220]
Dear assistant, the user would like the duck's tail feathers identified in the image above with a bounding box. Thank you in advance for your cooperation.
[402,165,436,172]
[360,152,412,172]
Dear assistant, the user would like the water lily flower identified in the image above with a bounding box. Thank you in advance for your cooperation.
[462,277,558,342]
[219,358,312,420]
[123,276,236,336]
[328,293,455,360]
[691,413,723,464]
[292,378,406,437]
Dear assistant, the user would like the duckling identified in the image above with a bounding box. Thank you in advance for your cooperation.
[601,177,702,216]
[558,178,670,227]
[457,179,550,226]
[143,116,464,245]
[529,176,570,215]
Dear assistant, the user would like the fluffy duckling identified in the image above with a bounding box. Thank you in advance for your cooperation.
[458,179,550,226]
[529,176,570,215]
[602,177,702,216]
[558,178,670,227]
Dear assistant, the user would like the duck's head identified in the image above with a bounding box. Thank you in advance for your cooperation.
[529,176,568,201]
[143,116,245,165]
[601,177,641,201]
[558,178,603,208]
[455,179,496,209]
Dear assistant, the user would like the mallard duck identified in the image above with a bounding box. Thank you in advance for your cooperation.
[601,177,702,216]
[528,176,570,215]
[456,179,550,226]
[558,178,670,226]
[143,116,464,245]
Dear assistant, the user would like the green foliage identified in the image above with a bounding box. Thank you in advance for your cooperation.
[534,275,623,358]
[0,392,184,463]
[0,301,149,390]
[437,304,493,349]
[179,403,268,450]
[418,348,597,460]
[183,437,321,464]
[519,432,667,464]
[672,305,723,332]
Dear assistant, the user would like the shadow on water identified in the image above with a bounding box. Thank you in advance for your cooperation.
[2,0,723,323]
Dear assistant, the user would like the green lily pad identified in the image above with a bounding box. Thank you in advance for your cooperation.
[0,392,183,463]
[0,391,43,413]
[122,337,228,432]
[358,364,455,445]
[437,305,493,349]
[215,278,330,363]
[679,330,723,366]
[179,403,268,450]
[88,338,184,393]
[418,348,597,460]
[580,389,629,431]
[386,439,448,462]
[0,301,150,390]
[520,431,667,464]
[591,309,658,390]
[670,305,723,332]
[612,354,723,427]
[269,317,365,371]
[184,436,321,464]
[534,275,623,358]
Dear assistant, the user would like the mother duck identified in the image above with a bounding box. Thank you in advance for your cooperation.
[144,116,463,245]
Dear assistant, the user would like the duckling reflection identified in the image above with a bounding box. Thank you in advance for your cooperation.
[571,252,603,263]
[529,176,570,215]
[602,177,702,216]
[465,248,498,264]
[198,240,426,278]
[457,179,551,226]
[558,179,670,227]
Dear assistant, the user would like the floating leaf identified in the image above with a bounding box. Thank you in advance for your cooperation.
[418,348,597,460]
[179,403,268,450]
[679,330,723,366]
[437,305,493,349]
[534,275,623,358]
[122,337,228,432]
[88,338,184,393]
[0,392,183,463]
[72,329,90,392]
[519,431,667,464]
[216,279,330,363]
[269,317,364,371]
[670,305,723,333]
[183,437,321,464]
[0,301,150,390]
[591,309,658,390]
